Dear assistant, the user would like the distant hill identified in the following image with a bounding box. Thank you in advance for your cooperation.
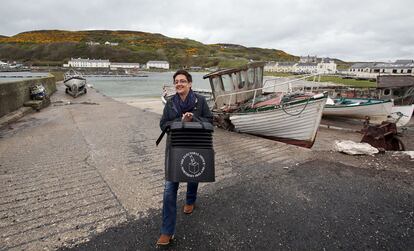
[0,30,299,68]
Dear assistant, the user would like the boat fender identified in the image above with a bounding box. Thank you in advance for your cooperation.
[312,93,324,99]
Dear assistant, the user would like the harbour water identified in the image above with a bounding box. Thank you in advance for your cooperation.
[86,71,211,99]
[0,72,50,83]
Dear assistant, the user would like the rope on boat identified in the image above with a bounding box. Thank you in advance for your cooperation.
[281,97,311,116]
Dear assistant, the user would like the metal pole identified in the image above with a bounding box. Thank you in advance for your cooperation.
[251,90,257,108]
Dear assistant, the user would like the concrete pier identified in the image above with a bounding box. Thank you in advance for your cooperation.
[0,83,413,250]
[0,76,56,118]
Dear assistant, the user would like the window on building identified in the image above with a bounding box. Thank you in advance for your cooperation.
[392,69,397,73]
[408,69,412,73]
[400,69,404,73]
[383,89,391,95]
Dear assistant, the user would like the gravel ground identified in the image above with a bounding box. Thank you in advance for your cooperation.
[62,157,413,251]
[62,116,414,251]
[2,84,413,250]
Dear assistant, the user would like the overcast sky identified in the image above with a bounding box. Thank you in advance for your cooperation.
[1,0,413,62]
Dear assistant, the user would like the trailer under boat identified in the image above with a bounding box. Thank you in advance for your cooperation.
[203,62,327,148]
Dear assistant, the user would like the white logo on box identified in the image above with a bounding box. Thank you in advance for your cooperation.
[180,152,206,178]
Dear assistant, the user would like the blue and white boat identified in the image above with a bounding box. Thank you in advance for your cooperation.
[323,97,393,123]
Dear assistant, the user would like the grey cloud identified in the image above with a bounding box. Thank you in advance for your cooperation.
[1,0,413,61]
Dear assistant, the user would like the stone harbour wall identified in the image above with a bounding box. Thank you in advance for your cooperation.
[0,76,56,118]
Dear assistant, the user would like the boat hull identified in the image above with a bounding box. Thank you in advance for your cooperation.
[229,97,326,148]
[387,104,414,127]
[64,78,87,97]
[323,99,393,122]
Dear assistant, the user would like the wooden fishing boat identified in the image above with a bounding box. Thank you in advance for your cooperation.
[203,62,327,148]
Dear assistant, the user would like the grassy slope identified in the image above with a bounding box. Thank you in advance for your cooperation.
[0,30,298,68]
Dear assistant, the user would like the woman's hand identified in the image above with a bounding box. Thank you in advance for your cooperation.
[182,112,193,122]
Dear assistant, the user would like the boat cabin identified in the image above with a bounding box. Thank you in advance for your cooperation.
[377,75,414,105]
[203,62,265,109]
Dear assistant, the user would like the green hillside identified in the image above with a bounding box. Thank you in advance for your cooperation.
[0,30,298,68]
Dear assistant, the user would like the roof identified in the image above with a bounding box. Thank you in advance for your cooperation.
[297,63,317,67]
[377,75,414,88]
[277,62,296,66]
[395,59,414,64]
[350,62,376,68]
[373,62,414,69]
[111,62,140,66]
[70,58,109,62]
[147,60,169,64]
[203,62,266,79]
[351,61,414,69]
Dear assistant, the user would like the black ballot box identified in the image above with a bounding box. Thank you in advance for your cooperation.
[165,121,215,182]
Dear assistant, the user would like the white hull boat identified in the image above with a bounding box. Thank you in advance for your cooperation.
[64,70,87,97]
[323,97,393,123]
[387,104,414,127]
[230,93,326,148]
[203,62,327,148]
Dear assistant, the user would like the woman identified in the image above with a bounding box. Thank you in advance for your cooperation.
[157,70,213,246]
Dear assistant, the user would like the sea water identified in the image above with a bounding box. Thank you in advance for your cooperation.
[86,72,211,99]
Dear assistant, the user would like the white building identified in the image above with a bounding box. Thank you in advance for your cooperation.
[146,60,169,69]
[295,62,318,74]
[104,41,119,46]
[265,58,336,75]
[264,62,278,72]
[110,62,140,70]
[299,55,318,63]
[66,58,110,68]
[264,62,297,72]
[348,60,414,79]
[317,58,337,74]
[86,41,100,46]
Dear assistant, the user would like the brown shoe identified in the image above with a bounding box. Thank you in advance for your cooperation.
[156,234,173,246]
[183,204,194,214]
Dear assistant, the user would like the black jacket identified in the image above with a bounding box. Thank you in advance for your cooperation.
[160,93,213,131]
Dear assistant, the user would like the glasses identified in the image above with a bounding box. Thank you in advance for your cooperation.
[174,79,188,85]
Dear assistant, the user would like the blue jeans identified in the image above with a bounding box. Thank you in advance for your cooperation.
[161,181,198,235]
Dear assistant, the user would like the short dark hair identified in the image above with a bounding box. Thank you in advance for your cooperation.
[173,69,192,83]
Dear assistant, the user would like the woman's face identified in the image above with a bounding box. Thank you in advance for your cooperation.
[174,74,192,96]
